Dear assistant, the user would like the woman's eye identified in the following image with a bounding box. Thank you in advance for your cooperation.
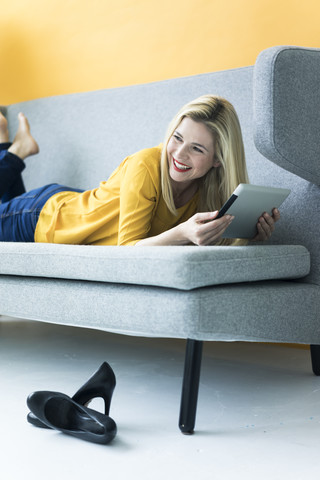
[193,146,203,153]
[173,134,182,142]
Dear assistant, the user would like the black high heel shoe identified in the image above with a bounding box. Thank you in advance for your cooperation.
[27,391,117,444]
[27,362,116,428]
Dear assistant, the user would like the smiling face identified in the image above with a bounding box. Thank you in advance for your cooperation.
[167,117,219,197]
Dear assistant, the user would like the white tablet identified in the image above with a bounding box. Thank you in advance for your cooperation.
[217,183,291,239]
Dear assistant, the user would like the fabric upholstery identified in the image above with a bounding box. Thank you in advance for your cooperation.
[0,275,319,344]
[252,46,320,289]
[5,67,254,191]
[0,242,310,290]
[253,46,320,185]
[0,45,319,346]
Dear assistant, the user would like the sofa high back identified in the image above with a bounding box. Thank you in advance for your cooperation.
[253,46,320,289]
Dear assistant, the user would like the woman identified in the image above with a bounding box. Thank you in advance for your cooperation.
[0,95,279,245]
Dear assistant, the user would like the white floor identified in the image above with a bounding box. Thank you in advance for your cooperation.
[1,316,320,480]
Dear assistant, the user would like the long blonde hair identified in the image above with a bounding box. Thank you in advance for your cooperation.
[160,94,249,245]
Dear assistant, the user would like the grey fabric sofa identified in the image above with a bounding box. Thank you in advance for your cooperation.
[1,45,319,434]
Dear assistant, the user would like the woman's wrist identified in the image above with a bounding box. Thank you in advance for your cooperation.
[135,222,189,246]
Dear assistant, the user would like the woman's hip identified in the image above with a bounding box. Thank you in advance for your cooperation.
[0,183,83,242]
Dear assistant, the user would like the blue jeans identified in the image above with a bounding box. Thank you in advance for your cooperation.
[0,145,83,242]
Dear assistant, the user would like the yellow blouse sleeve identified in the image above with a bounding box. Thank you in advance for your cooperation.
[117,154,160,245]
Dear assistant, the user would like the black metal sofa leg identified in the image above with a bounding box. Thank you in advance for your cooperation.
[310,345,320,375]
[179,339,203,434]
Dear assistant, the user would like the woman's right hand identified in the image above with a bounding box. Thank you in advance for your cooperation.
[181,211,234,246]
[135,211,234,246]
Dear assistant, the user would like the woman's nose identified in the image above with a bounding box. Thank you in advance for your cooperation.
[176,144,189,159]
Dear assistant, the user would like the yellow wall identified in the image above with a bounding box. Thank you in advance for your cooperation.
[0,0,319,105]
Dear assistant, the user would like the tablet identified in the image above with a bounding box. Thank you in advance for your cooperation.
[217,183,291,239]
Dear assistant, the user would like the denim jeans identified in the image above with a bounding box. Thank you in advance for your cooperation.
[0,145,83,242]
[0,143,26,202]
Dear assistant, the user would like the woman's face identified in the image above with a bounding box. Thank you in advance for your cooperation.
[167,117,219,191]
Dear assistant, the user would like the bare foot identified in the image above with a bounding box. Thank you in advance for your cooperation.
[0,112,9,143]
[8,113,39,160]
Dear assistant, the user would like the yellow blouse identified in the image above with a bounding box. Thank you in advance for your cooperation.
[34,145,198,246]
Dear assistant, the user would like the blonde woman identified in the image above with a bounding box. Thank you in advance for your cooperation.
[0,95,279,245]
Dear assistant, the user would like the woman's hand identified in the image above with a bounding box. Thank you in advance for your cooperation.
[251,208,280,242]
[135,211,233,246]
[182,211,234,246]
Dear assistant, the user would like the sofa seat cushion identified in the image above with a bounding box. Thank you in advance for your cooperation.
[0,243,309,291]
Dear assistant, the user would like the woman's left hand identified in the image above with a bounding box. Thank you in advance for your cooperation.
[251,208,281,242]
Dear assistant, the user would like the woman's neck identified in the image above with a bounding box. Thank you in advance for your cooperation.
[171,180,199,208]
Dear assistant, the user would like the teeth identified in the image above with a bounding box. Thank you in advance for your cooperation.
[174,159,191,170]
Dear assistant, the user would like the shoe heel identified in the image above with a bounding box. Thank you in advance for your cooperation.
[72,362,116,415]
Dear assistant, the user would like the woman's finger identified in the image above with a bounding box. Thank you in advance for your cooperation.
[197,216,234,245]
[261,213,275,232]
[272,208,281,222]
[258,217,272,238]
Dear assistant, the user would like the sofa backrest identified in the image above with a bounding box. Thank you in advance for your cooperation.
[1,45,320,285]
[2,67,255,190]
[252,46,320,286]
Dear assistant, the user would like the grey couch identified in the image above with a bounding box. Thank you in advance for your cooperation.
[1,45,319,434]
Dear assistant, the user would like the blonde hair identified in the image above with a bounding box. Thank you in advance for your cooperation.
[160,94,249,246]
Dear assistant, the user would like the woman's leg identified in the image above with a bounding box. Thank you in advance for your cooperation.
[0,113,22,198]
[0,184,84,242]
[0,112,39,200]
[0,113,84,242]
[0,149,26,201]
[0,111,9,144]
[7,112,39,160]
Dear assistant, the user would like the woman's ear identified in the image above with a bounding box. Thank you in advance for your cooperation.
[212,158,221,168]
